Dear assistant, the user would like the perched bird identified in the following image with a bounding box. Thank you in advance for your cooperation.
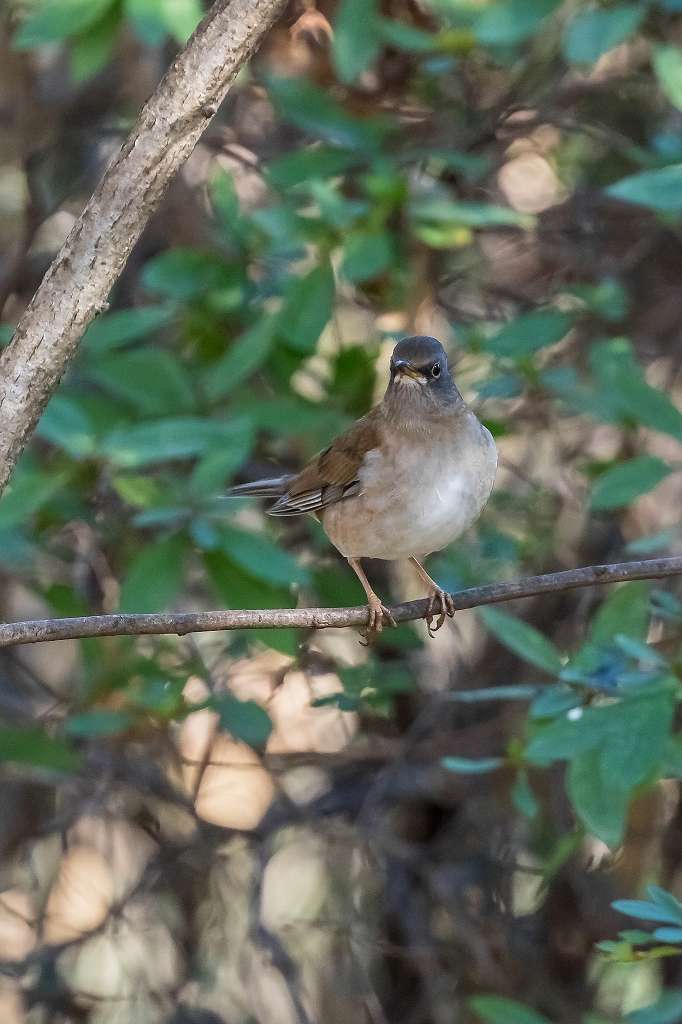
[229,336,497,638]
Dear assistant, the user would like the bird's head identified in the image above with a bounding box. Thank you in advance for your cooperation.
[386,336,461,412]
[389,336,448,386]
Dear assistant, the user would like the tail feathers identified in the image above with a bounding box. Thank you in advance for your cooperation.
[226,476,290,499]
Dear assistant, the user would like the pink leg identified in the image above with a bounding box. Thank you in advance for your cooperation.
[348,558,397,641]
[409,557,455,638]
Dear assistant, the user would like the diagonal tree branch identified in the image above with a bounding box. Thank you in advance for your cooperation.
[0,0,287,496]
[1,556,680,648]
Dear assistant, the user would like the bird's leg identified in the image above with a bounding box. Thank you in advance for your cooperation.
[409,556,456,637]
[348,558,396,642]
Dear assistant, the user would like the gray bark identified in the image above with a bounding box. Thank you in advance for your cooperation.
[0,0,287,495]
[1,557,680,647]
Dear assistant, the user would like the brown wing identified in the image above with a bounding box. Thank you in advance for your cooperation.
[267,409,382,517]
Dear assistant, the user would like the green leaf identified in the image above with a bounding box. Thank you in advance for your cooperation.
[563,4,644,65]
[486,310,573,359]
[376,17,436,53]
[333,0,380,83]
[0,727,80,773]
[607,164,682,213]
[36,396,96,458]
[142,249,233,300]
[653,928,682,943]
[654,46,682,111]
[101,416,252,467]
[590,582,651,645]
[0,529,35,569]
[159,0,202,42]
[65,710,134,738]
[111,474,163,508]
[280,261,335,353]
[211,693,272,748]
[627,991,682,1024]
[267,146,361,189]
[599,691,673,790]
[474,0,561,46]
[232,395,348,441]
[590,457,672,511]
[308,181,368,230]
[567,747,629,847]
[530,685,582,719]
[647,886,682,922]
[526,708,604,765]
[619,930,661,945]
[204,552,298,657]
[449,685,539,702]
[613,899,682,925]
[469,994,550,1024]
[614,635,667,671]
[589,339,682,440]
[267,76,386,152]
[342,231,394,282]
[476,374,524,399]
[84,305,175,353]
[0,468,70,529]
[124,0,167,46]
[190,447,254,497]
[662,735,682,777]
[411,198,534,229]
[89,349,195,415]
[423,148,491,182]
[480,607,564,674]
[13,0,115,48]
[132,675,185,716]
[567,278,629,322]
[512,770,539,818]
[528,691,673,789]
[204,552,296,610]
[70,4,120,80]
[441,756,504,774]
[626,527,682,555]
[219,527,309,586]
[204,317,276,401]
[119,534,188,612]
[252,627,301,658]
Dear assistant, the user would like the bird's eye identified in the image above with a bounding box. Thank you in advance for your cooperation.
[431,363,441,378]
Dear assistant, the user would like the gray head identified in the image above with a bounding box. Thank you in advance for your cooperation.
[385,336,461,412]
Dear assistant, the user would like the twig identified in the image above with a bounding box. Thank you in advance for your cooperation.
[0,0,287,496]
[0,557,680,648]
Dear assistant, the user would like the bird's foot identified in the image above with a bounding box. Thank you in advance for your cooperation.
[359,594,397,645]
[424,588,455,638]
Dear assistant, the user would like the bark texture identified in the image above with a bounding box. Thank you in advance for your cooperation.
[1,557,680,647]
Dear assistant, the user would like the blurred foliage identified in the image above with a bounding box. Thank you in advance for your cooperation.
[1,0,682,1021]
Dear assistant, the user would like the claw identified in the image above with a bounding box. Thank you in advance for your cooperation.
[359,597,397,645]
[424,588,455,638]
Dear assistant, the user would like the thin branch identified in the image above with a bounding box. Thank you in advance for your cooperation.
[0,0,287,496]
[1,557,680,648]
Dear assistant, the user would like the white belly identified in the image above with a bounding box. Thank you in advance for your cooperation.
[321,416,497,561]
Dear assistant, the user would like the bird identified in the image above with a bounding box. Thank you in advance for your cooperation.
[229,336,497,639]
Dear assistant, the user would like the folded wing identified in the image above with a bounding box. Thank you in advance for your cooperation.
[268,411,381,517]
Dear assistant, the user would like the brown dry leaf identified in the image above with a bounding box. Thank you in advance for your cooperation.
[0,889,36,961]
[44,846,114,944]
[194,736,275,830]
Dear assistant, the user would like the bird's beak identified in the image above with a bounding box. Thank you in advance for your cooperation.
[393,359,427,384]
